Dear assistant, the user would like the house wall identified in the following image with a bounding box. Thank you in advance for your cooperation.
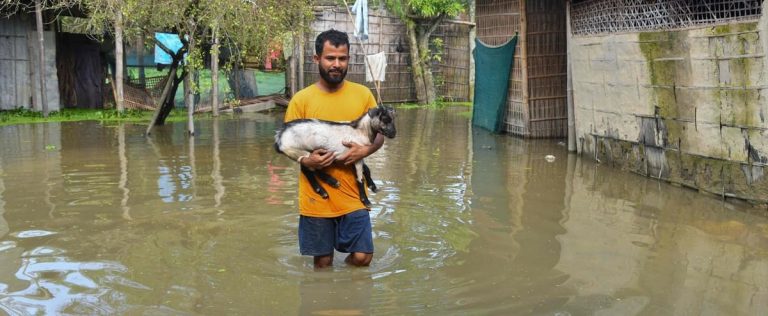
[571,17,768,203]
[0,14,60,112]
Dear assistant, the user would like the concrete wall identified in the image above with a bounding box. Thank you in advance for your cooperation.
[0,14,60,112]
[572,16,768,203]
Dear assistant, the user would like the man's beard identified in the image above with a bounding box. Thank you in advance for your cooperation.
[319,65,347,84]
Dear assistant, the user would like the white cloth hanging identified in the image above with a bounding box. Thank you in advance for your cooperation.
[365,52,387,82]
[351,0,369,41]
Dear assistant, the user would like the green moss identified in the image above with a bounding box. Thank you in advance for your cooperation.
[708,22,758,36]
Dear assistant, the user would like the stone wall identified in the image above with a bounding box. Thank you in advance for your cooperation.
[572,17,768,203]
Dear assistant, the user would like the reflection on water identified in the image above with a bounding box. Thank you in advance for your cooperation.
[0,108,766,314]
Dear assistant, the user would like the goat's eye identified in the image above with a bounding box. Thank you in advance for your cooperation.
[382,116,391,123]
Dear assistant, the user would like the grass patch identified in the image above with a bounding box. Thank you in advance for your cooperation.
[392,101,473,109]
[0,108,187,126]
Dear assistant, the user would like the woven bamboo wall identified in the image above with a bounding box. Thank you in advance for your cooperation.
[525,0,567,138]
[301,6,471,103]
[434,23,472,102]
[476,0,525,135]
[476,0,567,138]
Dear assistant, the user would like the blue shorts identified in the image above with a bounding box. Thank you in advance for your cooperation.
[299,209,374,256]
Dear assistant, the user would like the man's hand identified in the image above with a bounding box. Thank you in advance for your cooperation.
[335,134,386,165]
[335,141,371,165]
[300,149,335,169]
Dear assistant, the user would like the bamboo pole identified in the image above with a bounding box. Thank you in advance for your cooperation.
[520,0,529,136]
[341,0,382,103]
[566,0,576,152]
[34,0,48,117]
[469,0,476,101]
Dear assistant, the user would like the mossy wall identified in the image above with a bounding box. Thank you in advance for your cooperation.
[571,19,768,204]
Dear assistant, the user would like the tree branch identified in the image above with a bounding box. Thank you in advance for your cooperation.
[424,13,446,38]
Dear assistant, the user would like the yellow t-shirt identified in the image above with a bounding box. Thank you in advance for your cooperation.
[284,81,378,217]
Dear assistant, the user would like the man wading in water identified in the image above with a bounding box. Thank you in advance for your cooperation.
[284,29,385,269]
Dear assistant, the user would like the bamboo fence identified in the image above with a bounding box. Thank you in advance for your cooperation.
[299,6,472,104]
[477,0,568,138]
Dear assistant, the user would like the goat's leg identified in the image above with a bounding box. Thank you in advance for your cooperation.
[301,166,329,199]
[363,163,377,193]
[314,170,340,188]
[354,161,372,208]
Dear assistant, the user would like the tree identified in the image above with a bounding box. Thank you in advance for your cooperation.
[79,0,313,133]
[385,0,468,104]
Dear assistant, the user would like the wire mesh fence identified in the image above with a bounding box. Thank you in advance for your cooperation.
[571,0,762,35]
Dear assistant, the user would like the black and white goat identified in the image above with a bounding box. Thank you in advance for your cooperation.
[274,106,396,207]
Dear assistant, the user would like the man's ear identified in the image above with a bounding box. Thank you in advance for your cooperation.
[313,54,320,64]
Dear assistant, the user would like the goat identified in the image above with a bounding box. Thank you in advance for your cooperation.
[274,106,396,207]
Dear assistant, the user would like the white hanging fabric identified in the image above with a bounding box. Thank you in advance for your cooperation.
[365,52,387,82]
[351,0,369,40]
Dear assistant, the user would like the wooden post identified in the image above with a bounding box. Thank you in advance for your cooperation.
[138,34,146,86]
[115,3,125,112]
[34,0,48,117]
[211,25,220,116]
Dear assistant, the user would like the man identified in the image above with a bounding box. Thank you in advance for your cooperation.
[283,29,385,269]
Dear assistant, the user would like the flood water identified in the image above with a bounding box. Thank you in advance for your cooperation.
[0,107,767,315]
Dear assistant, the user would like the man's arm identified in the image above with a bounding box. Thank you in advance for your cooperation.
[336,134,385,165]
[299,149,336,169]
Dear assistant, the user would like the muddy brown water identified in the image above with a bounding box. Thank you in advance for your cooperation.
[0,107,766,315]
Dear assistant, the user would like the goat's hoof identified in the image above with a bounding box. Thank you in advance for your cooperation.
[362,199,372,208]
[327,180,340,188]
[315,189,329,199]
[368,184,378,193]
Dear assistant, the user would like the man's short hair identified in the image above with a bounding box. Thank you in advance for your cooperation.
[315,29,350,55]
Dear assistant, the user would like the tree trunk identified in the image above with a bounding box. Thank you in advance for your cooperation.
[405,23,428,104]
[185,29,196,136]
[146,39,187,135]
[34,0,48,117]
[405,16,444,105]
[416,31,438,104]
[114,3,125,112]
[211,25,220,116]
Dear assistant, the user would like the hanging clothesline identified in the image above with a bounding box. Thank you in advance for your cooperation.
[342,0,384,104]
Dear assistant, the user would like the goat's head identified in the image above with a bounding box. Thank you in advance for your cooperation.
[368,106,396,138]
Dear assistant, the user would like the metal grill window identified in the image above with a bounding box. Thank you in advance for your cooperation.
[571,0,762,35]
